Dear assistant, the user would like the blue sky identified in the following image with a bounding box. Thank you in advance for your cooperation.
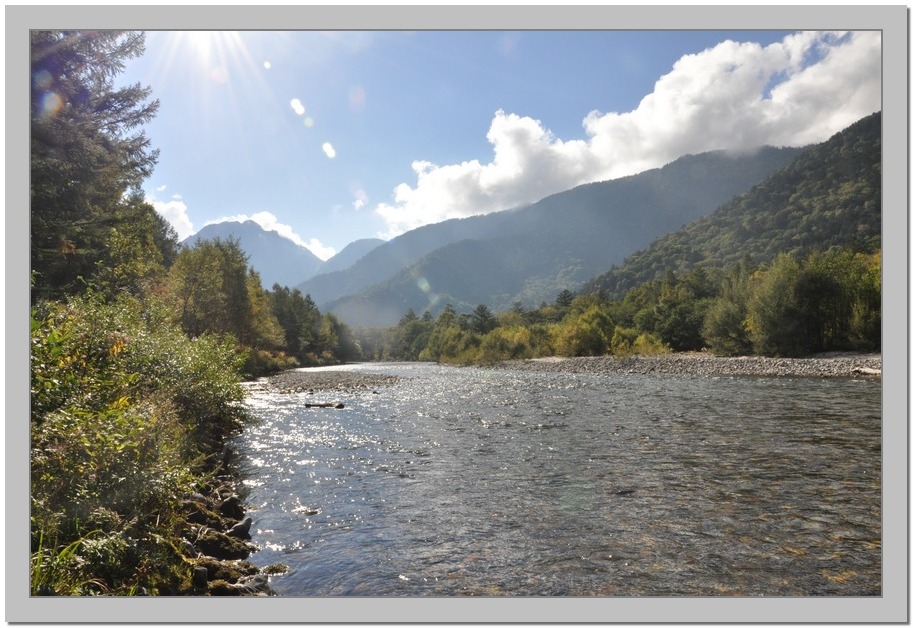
[120,30,882,260]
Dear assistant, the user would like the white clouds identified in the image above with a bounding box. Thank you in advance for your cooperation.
[150,196,194,241]
[304,238,337,261]
[322,142,337,159]
[205,211,336,260]
[375,31,881,238]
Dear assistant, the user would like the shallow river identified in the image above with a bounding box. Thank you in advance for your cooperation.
[235,362,881,597]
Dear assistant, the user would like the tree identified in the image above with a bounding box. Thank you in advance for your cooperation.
[553,301,614,357]
[91,193,178,298]
[469,304,498,335]
[701,257,755,355]
[267,286,321,360]
[745,254,805,356]
[317,313,361,362]
[31,31,160,301]
[245,270,285,352]
[555,289,576,309]
[701,299,751,356]
[164,238,253,343]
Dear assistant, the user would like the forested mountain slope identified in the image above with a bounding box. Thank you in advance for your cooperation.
[318,146,807,327]
[582,111,882,300]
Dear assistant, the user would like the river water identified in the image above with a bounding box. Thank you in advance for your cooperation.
[234,362,881,597]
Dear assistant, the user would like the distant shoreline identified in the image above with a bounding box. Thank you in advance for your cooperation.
[253,353,881,396]
[491,351,882,379]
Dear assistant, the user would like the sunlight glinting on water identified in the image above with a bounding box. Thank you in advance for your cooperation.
[233,363,881,596]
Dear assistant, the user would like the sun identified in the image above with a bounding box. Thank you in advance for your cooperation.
[175,31,245,64]
[183,31,218,58]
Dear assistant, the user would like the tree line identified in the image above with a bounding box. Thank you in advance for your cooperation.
[356,247,880,364]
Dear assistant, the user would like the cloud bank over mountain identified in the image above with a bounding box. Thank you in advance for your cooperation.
[375,31,881,237]
[203,211,337,260]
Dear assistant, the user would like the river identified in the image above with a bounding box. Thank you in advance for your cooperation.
[234,362,881,597]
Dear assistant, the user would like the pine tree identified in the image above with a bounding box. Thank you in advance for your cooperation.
[31,30,161,300]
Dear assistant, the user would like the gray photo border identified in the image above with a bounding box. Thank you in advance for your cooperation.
[6,4,908,624]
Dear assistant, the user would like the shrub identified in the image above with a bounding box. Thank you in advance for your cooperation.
[30,291,250,594]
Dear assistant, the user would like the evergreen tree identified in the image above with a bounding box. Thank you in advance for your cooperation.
[31,31,161,300]
[469,304,498,334]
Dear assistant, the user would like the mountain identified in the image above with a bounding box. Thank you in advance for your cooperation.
[314,145,807,327]
[294,210,510,308]
[581,110,882,300]
[181,220,324,289]
[314,238,385,276]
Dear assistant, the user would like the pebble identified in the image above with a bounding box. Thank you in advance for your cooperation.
[492,352,881,379]
[259,370,402,394]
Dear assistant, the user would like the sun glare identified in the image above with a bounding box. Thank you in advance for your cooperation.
[184,31,218,59]
[165,31,250,74]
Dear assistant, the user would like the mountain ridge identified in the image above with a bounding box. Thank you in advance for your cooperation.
[318,145,808,327]
[581,110,882,299]
[181,220,325,289]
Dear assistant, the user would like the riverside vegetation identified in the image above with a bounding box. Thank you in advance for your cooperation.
[29,31,358,596]
[29,31,880,596]
[354,246,880,366]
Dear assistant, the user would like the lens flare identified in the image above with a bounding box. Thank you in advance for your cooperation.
[33,69,53,90]
[39,92,63,118]
[417,277,431,293]
[210,67,228,84]
[349,85,366,112]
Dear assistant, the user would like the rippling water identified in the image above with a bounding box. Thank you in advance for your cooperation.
[234,362,881,597]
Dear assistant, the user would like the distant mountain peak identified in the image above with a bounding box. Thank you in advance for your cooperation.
[181,220,323,289]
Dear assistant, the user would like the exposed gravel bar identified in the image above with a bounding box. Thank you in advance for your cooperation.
[491,352,881,379]
[252,369,403,395]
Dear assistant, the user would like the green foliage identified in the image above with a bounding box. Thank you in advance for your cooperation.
[363,241,879,364]
[610,326,639,355]
[744,249,881,356]
[267,285,322,360]
[318,313,363,363]
[383,310,434,361]
[29,29,300,598]
[31,31,161,301]
[162,237,325,374]
[469,304,499,335]
[166,238,251,340]
[701,299,751,356]
[30,291,251,594]
[700,258,755,355]
[476,326,535,364]
[415,305,481,363]
[632,333,671,355]
[552,298,615,357]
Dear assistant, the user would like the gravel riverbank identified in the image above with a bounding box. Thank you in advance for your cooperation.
[252,353,880,396]
[250,369,403,395]
[491,351,882,379]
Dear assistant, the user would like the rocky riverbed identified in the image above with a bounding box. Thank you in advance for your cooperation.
[491,351,882,379]
[250,370,403,395]
[251,354,881,396]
